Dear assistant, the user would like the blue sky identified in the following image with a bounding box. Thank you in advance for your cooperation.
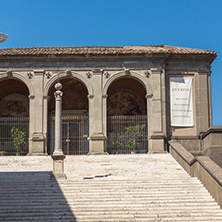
[0,0,221,125]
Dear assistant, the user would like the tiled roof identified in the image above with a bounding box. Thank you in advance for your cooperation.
[0,45,216,56]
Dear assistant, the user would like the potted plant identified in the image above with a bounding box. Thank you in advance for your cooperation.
[125,124,145,154]
[11,126,26,155]
[112,132,123,154]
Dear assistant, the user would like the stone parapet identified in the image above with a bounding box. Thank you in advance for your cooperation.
[169,140,222,208]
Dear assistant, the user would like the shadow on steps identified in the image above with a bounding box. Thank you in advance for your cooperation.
[0,171,76,222]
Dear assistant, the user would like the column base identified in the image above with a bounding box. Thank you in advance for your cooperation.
[89,133,106,154]
[51,154,67,180]
[50,173,67,180]
[148,132,166,153]
[148,150,167,154]
[28,153,48,156]
[29,133,46,155]
[87,151,109,155]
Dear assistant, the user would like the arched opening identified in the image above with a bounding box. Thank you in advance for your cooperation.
[48,78,89,155]
[0,79,29,155]
[107,77,148,154]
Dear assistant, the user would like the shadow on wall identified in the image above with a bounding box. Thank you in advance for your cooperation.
[0,171,76,221]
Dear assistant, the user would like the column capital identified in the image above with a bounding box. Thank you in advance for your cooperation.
[29,95,35,100]
[33,70,45,75]
[43,95,51,101]
[145,93,153,99]
[54,90,63,100]
[87,94,94,99]
[92,68,103,75]
[54,83,63,100]
[150,67,163,74]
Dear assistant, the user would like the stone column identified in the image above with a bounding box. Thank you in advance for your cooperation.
[148,68,165,153]
[51,83,66,180]
[88,69,107,155]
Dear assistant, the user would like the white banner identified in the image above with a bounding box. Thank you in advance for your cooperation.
[170,77,194,127]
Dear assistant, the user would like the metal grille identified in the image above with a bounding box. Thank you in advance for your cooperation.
[107,115,148,154]
[50,115,89,155]
[0,117,29,156]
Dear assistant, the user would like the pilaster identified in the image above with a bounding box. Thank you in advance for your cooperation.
[28,70,46,156]
[196,70,211,133]
[148,68,165,153]
[88,69,107,154]
[43,95,50,153]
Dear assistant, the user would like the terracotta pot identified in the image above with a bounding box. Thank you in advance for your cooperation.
[0,151,7,156]
[130,150,137,154]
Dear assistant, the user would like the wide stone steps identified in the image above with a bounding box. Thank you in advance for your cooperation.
[0,154,222,221]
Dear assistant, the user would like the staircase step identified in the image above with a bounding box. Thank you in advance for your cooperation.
[0,154,221,221]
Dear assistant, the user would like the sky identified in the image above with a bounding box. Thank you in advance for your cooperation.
[0,0,221,125]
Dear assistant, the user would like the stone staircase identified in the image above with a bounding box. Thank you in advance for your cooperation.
[0,154,222,221]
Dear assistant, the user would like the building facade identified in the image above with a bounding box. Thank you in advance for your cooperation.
[0,45,220,161]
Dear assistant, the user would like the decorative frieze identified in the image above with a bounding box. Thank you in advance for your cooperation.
[86,71,92,78]
[27,72,33,79]
[45,72,51,79]
[103,71,110,78]
[66,69,72,75]
[145,70,151,78]
[7,70,12,77]
[124,68,130,75]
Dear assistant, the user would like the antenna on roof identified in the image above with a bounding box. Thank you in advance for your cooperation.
[0,30,9,44]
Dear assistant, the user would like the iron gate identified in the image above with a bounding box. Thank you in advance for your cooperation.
[50,115,89,155]
[0,117,29,155]
[107,115,148,154]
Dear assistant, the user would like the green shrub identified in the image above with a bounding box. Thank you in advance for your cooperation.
[125,124,145,151]
[11,126,26,153]
[112,132,123,152]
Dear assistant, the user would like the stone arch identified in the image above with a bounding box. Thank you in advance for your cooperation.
[105,72,149,154]
[0,75,30,155]
[46,74,90,155]
[0,72,34,96]
[102,70,153,97]
[44,72,94,97]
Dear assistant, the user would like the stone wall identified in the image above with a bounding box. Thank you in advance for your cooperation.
[0,48,216,156]
[202,127,222,167]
